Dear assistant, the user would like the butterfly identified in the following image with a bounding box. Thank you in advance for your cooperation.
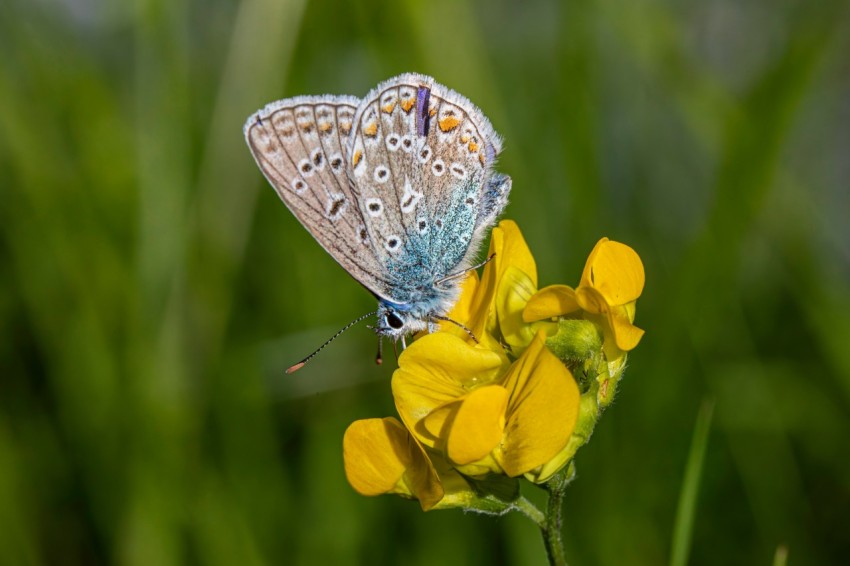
[243,73,511,371]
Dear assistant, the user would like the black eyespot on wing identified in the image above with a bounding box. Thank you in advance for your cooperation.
[329,198,344,217]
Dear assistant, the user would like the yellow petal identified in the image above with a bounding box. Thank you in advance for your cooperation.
[393,333,505,446]
[420,400,461,450]
[446,385,508,465]
[497,333,580,477]
[495,265,539,351]
[343,418,409,496]
[465,220,538,340]
[581,239,645,306]
[440,270,506,354]
[343,417,448,511]
[439,271,479,337]
[608,305,645,351]
[494,220,538,289]
[524,285,580,322]
[574,285,607,315]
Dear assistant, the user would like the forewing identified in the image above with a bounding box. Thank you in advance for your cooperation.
[244,95,392,294]
[346,74,507,303]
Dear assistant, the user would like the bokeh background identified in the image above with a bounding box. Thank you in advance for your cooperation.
[2,0,849,564]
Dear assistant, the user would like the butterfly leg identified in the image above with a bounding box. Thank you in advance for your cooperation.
[430,315,480,344]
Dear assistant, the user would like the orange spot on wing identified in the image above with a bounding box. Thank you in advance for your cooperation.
[468,141,479,152]
[382,102,396,114]
[352,150,363,166]
[319,122,332,132]
[363,122,378,137]
[439,116,461,132]
[400,98,415,112]
[460,133,470,143]
[429,107,437,117]
[339,121,351,134]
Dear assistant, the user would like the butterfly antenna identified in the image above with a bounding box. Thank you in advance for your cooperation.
[286,311,378,374]
[375,338,383,366]
[431,315,480,344]
[435,253,496,285]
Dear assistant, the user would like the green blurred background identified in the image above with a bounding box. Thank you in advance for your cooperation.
[2,0,849,564]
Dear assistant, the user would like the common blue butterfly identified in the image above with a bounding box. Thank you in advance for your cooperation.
[244,73,511,371]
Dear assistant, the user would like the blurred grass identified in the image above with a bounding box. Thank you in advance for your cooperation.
[670,400,714,566]
[1,0,849,564]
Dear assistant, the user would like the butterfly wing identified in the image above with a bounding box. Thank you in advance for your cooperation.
[345,74,510,306]
[244,95,393,293]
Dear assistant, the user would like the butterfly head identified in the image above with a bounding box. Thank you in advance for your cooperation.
[375,303,431,338]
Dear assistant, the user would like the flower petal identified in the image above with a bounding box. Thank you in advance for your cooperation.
[582,239,645,306]
[497,333,580,477]
[494,220,538,289]
[439,271,480,337]
[446,385,508,465]
[524,285,580,322]
[608,304,645,351]
[343,417,445,510]
[393,333,505,447]
[575,285,607,315]
[465,220,538,341]
[496,265,539,351]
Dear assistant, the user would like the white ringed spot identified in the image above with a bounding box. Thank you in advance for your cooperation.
[431,159,446,177]
[374,165,390,184]
[365,197,383,217]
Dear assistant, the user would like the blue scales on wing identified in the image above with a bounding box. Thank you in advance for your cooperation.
[345,73,510,313]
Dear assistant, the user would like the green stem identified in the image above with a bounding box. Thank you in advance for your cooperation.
[541,464,575,566]
[543,485,567,565]
[513,496,546,528]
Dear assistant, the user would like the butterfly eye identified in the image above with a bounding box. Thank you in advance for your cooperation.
[386,312,404,330]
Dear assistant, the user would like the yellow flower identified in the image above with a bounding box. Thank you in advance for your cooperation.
[440,220,544,353]
[344,222,646,509]
[524,237,645,358]
[393,331,580,483]
[343,417,478,511]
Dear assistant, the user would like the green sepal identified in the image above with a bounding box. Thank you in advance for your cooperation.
[464,472,521,503]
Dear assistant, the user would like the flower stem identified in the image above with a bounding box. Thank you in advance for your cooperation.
[513,496,546,528]
[541,463,576,566]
